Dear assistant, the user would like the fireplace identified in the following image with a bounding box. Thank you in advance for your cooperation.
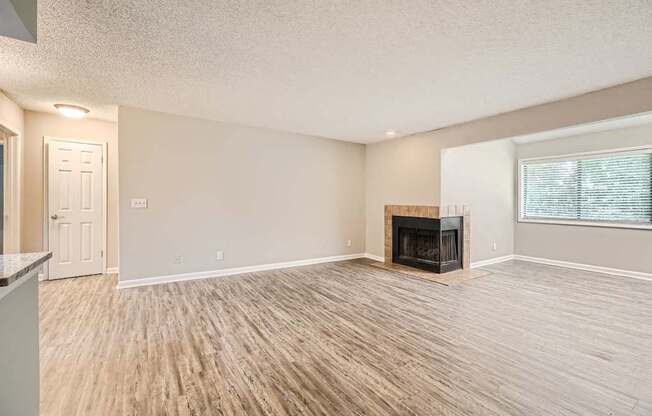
[392,216,463,273]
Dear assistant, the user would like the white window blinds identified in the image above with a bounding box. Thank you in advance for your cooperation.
[520,149,652,225]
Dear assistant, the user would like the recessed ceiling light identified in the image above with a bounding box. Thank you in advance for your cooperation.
[385,129,397,137]
[54,104,90,119]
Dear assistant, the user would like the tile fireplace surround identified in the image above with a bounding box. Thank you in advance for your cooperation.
[384,205,471,271]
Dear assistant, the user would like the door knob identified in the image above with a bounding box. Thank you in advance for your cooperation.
[50,214,59,220]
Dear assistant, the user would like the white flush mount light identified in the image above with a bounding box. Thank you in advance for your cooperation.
[385,129,397,138]
[54,104,90,119]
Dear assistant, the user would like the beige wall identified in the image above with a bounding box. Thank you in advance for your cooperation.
[515,124,652,274]
[365,77,652,258]
[22,111,119,268]
[441,139,516,264]
[118,106,365,282]
[0,91,24,136]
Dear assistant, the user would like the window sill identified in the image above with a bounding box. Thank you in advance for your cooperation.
[517,218,652,230]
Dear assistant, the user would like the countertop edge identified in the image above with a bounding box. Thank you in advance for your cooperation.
[0,253,52,288]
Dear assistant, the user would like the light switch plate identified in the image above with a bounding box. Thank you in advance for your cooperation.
[130,198,148,208]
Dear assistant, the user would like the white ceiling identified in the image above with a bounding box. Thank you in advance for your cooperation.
[1,1,652,143]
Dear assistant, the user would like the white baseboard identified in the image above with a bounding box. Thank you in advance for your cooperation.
[117,253,366,289]
[470,254,515,269]
[363,253,384,262]
[115,251,652,289]
[106,267,119,275]
[513,255,652,282]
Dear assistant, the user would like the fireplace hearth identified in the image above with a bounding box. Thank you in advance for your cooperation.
[384,205,470,274]
[392,216,462,273]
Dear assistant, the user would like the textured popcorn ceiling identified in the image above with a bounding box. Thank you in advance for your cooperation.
[1,1,652,142]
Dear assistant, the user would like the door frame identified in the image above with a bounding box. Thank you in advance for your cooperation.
[0,122,22,254]
[42,136,108,280]
[0,137,5,254]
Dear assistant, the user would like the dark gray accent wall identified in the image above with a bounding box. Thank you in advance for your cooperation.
[0,274,39,416]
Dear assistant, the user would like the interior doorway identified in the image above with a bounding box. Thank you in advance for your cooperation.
[43,137,107,279]
[0,124,21,254]
[0,141,4,253]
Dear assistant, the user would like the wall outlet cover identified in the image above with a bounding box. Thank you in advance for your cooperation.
[216,251,224,261]
[130,198,148,208]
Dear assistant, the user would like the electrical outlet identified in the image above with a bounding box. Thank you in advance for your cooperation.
[492,241,497,251]
[174,256,183,264]
[346,239,352,247]
[130,198,148,208]
[216,251,224,261]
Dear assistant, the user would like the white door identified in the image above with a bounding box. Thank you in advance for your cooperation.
[48,140,103,279]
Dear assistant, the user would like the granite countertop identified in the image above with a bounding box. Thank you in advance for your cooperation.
[0,252,52,287]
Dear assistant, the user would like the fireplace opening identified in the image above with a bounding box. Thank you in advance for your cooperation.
[398,228,439,265]
[392,216,462,273]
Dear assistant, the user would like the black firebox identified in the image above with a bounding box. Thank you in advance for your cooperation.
[392,216,463,274]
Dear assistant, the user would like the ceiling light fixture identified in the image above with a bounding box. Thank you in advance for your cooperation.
[385,129,397,138]
[54,104,90,119]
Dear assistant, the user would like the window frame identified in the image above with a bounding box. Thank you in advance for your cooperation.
[518,145,652,230]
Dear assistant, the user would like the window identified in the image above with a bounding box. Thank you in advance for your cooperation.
[519,147,652,228]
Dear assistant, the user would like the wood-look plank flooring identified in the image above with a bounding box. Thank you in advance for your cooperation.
[39,259,652,415]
